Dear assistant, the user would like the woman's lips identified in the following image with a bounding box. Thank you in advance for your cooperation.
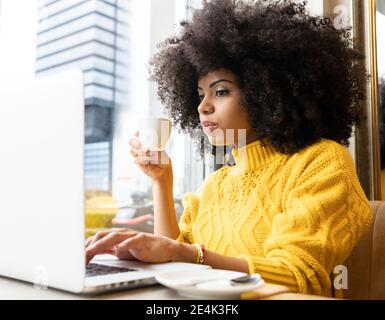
[201,121,219,134]
[202,125,219,134]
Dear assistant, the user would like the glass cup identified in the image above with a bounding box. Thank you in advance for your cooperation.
[137,117,172,151]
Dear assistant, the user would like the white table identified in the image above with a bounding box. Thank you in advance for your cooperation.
[0,274,333,300]
[0,276,184,300]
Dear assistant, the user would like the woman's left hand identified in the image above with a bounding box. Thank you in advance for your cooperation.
[85,230,179,265]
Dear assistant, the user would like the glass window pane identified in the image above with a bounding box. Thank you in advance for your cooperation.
[37,27,116,58]
[1,0,206,236]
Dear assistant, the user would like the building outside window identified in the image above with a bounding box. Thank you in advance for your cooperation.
[36,0,131,194]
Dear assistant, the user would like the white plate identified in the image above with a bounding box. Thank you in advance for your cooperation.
[155,269,265,299]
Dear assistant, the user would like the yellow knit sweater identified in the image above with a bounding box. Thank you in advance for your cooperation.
[176,138,372,296]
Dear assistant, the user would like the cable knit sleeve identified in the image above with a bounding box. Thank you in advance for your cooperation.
[176,173,214,243]
[238,147,372,296]
[176,192,200,244]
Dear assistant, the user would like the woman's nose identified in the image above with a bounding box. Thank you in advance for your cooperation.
[198,99,214,115]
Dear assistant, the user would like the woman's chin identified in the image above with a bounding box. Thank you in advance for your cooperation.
[207,135,233,147]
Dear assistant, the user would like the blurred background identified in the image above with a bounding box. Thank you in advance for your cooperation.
[0,0,383,236]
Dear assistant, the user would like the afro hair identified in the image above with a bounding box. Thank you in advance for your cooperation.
[150,0,368,156]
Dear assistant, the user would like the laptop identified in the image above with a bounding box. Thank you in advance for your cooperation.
[0,69,209,294]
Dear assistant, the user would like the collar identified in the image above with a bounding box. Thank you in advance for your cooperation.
[230,140,282,173]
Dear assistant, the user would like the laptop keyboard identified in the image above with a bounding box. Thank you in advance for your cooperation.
[86,263,136,278]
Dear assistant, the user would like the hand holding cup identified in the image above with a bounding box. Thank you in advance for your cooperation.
[129,117,172,181]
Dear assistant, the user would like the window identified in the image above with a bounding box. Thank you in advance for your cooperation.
[0,0,210,235]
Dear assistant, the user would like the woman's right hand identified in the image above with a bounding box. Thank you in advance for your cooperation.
[129,131,172,181]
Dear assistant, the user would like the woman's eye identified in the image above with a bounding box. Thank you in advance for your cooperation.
[198,90,229,101]
[216,90,230,97]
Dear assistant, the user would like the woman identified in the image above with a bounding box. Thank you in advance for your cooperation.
[85,0,372,297]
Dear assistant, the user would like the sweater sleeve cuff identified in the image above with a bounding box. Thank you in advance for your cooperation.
[238,254,299,292]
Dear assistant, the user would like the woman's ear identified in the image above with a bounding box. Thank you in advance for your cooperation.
[240,95,247,108]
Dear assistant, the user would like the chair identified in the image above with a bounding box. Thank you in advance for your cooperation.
[343,201,385,299]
